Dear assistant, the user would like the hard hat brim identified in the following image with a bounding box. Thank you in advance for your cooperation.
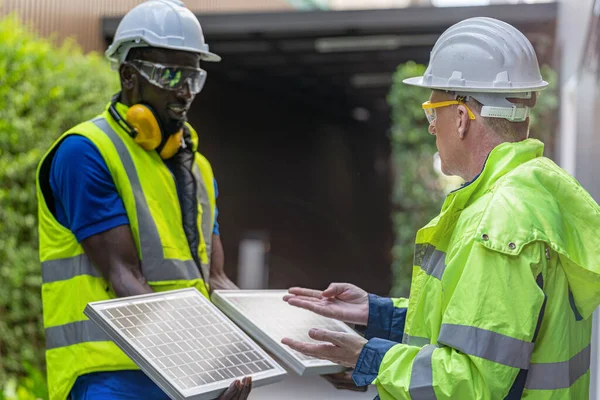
[105,41,222,64]
[143,43,222,62]
[201,51,221,62]
[402,76,548,93]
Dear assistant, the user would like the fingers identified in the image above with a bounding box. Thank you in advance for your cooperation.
[219,377,253,400]
[285,298,336,319]
[281,337,336,360]
[322,283,352,298]
[219,380,241,399]
[282,334,364,368]
[287,287,324,299]
[308,328,345,346]
[281,337,312,355]
[283,294,323,304]
[239,376,252,399]
[233,381,243,400]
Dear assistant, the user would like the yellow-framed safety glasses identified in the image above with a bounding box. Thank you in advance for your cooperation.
[422,100,476,124]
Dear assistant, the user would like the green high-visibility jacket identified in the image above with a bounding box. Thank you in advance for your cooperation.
[353,139,600,399]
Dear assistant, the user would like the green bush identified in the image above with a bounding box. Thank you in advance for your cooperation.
[388,62,558,297]
[0,14,118,387]
[1,363,47,400]
[387,62,442,297]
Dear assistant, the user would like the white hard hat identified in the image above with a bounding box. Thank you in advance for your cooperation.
[105,0,221,68]
[403,17,547,93]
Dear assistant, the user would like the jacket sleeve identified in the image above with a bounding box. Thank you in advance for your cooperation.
[358,240,546,399]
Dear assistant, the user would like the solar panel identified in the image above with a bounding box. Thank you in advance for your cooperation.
[211,290,362,376]
[84,288,287,400]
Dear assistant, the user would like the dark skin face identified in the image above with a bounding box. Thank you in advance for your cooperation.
[119,48,201,135]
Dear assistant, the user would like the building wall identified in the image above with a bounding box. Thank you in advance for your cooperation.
[0,0,294,53]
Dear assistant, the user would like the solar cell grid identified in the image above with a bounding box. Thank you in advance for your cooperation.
[85,288,286,399]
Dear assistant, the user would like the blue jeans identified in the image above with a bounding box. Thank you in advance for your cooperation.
[70,370,170,400]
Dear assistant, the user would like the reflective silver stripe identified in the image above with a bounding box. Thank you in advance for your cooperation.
[193,163,212,282]
[425,250,446,280]
[42,255,200,283]
[403,333,431,347]
[46,320,110,350]
[93,118,163,272]
[145,259,202,282]
[409,344,437,399]
[414,244,447,280]
[93,118,204,283]
[525,345,591,390]
[42,254,100,283]
[438,324,533,369]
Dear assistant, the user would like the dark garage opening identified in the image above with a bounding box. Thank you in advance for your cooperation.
[103,3,557,295]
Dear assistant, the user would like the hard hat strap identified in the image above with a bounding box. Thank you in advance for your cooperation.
[451,91,532,122]
[480,106,530,122]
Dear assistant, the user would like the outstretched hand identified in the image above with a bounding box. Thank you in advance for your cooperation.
[283,283,369,325]
[281,328,367,368]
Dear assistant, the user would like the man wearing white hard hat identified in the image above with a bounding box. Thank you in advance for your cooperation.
[36,1,247,398]
[282,17,600,399]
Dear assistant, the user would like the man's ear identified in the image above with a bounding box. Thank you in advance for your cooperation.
[456,104,471,140]
[119,63,137,91]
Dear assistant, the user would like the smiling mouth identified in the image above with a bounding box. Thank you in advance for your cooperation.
[168,104,188,114]
[166,104,190,121]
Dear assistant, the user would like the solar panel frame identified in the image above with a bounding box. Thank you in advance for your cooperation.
[84,288,287,400]
[211,290,362,376]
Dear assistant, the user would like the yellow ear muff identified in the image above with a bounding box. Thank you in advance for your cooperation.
[126,104,163,151]
[159,129,183,160]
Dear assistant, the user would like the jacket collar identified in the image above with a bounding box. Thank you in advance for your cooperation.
[442,138,545,212]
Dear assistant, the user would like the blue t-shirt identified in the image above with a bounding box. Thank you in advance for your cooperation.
[70,370,169,400]
[50,136,221,397]
[50,135,220,243]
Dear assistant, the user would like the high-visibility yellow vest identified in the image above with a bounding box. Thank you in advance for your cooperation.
[36,102,216,400]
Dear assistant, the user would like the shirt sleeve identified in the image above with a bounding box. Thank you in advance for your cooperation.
[352,295,408,387]
[50,135,129,242]
[213,178,220,236]
[353,337,398,387]
[360,295,408,342]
